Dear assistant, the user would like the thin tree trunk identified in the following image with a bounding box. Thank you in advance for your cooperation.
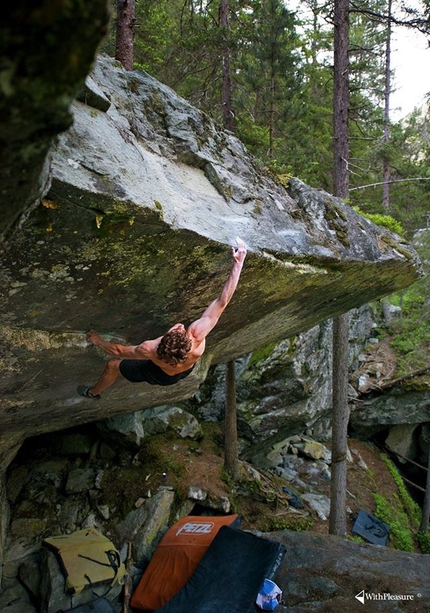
[115,0,135,71]
[330,0,350,537]
[382,0,392,210]
[220,0,234,131]
[269,72,275,158]
[225,360,239,481]
[311,0,318,66]
[333,0,349,198]
[329,313,350,535]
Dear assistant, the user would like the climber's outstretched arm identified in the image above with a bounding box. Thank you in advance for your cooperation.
[86,330,155,359]
[188,237,247,343]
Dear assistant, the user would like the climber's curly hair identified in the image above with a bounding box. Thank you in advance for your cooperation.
[156,329,192,366]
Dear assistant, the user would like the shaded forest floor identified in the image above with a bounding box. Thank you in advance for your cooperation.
[119,430,420,552]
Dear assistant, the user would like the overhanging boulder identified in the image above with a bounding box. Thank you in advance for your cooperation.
[0,54,421,455]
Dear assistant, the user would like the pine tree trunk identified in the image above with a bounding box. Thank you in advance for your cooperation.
[382,0,392,210]
[269,73,275,158]
[224,361,239,481]
[330,0,350,537]
[220,0,234,131]
[115,0,135,71]
[329,313,350,536]
[333,0,349,198]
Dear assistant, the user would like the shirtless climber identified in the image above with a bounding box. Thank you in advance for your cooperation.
[77,238,247,399]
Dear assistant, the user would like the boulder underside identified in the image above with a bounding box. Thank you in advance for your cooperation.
[0,55,421,460]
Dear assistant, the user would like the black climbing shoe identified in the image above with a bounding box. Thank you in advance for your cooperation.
[77,385,101,399]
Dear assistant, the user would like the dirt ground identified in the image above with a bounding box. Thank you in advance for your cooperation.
[313,438,402,537]
[18,408,412,551]
[147,433,409,545]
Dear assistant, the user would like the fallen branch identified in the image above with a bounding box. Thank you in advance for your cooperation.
[359,363,430,394]
[384,447,428,472]
[122,542,133,613]
[375,364,430,390]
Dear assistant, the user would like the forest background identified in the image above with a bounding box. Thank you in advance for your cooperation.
[101,0,430,378]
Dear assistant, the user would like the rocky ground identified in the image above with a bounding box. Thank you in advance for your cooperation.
[3,424,420,556]
[1,420,426,612]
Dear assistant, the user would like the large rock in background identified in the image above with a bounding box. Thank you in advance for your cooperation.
[0,1,110,243]
[350,389,430,438]
[0,54,421,466]
[268,530,430,612]
[191,319,335,444]
[187,305,379,449]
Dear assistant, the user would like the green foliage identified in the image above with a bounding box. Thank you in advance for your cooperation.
[385,230,430,375]
[353,207,405,237]
[389,291,428,361]
[366,468,375,480]
[348,535,364,543]
[101,0,430,223]
[235,119,270,153]
[351,108,430,233]
[100,465,151,518]
[264,514,314,532]
[373,492,414,552]
[143,435,185,477]
[416,531,430,553]
[380,454,421,528]
[390,286,424,314]
[373,454,427,553]
[248,342,278,367]
[390,321,430,374]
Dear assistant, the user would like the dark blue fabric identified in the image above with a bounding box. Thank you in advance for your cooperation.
[352,509,390,546]
[63,598,115,613]
[154,526,286,613]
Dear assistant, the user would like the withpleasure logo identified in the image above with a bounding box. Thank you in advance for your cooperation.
[355,590,418,604]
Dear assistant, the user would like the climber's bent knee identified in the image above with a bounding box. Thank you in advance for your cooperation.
[106,359,121,371]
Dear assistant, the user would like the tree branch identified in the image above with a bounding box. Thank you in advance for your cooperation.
[350,177,430,191]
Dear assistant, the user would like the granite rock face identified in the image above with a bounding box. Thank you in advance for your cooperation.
[268,529,430,612]
[0,54,421,463]
[350,389,430,438]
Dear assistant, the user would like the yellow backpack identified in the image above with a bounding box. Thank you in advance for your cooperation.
[43,527,126,595]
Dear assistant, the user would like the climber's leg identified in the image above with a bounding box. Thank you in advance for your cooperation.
[77,359,121,399]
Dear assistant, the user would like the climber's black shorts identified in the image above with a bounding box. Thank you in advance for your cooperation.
[119,359,195,386]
